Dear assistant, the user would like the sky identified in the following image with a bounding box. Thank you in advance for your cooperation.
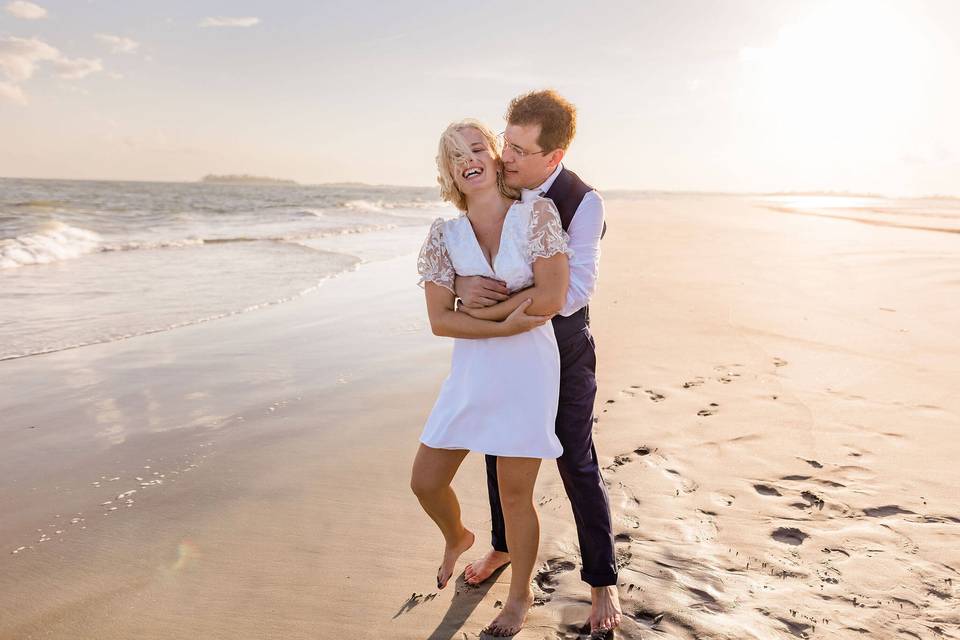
[1,0,958,196]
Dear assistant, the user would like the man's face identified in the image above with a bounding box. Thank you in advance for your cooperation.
[501,123,563,191]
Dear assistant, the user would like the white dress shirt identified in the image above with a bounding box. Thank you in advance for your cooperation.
[521,163,604,317]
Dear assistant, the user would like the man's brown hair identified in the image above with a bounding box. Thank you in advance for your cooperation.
[505,89,577,152]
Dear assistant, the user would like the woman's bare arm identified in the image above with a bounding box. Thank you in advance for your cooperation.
[424,282,552,338]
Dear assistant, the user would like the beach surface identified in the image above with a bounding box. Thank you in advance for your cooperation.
[2,194,958,639]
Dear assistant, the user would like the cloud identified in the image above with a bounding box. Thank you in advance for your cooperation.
[50,56,103,79]
[199,16,260,28]
[0,36,103,104]
[0,80,26,104]
[4,0,46,19]
[0,36,58,82]
[95,33,140,54]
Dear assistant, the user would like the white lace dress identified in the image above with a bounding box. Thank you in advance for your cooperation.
[416,197,573,458]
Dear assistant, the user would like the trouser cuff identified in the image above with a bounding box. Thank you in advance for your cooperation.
[581,569,618,588]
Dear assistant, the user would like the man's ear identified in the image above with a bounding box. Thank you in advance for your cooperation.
[547,148,565,169]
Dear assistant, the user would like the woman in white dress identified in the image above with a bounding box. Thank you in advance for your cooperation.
[411,118,573,637]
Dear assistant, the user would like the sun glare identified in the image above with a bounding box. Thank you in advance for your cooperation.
[739,1,939,165]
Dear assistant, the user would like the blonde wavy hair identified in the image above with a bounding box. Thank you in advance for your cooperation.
[436,119,519,211]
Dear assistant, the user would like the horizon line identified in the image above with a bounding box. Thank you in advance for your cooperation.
[0,175,957,201]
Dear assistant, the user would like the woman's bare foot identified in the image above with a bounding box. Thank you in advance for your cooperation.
[589,585,622,635]
[481,590,534,637]
[464,548,511,586]
[437,528,475,589]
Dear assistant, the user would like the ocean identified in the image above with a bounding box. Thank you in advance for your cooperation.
[4,179,958,363]
[0,178,453,361]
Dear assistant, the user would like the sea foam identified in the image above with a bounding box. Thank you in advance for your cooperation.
[0,221,102,269]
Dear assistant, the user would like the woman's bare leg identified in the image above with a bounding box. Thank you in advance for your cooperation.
[410,443,475,589]
[483,456,541,636]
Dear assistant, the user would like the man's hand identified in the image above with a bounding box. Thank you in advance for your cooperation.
[454,275,509,308]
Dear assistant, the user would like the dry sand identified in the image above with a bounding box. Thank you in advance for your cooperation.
[1,195,958,639]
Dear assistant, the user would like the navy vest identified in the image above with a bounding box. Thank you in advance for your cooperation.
[543,167,604,344]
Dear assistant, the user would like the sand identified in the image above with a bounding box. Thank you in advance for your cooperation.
[1,195,958,639]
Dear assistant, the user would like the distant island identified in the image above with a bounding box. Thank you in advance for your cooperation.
[200,174,298,185]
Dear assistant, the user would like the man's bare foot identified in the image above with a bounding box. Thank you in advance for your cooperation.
[481,590,534,637]
[589,585,622,635]
[464,548,511,586]
[437,528,475,589]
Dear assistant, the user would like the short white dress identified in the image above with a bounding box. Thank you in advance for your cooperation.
[416,196,573,459]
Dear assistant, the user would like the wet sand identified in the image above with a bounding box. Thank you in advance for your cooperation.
[2,195,958,639]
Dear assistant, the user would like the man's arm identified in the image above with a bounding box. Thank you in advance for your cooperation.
[557,190,604,317]
[454,275,510,309]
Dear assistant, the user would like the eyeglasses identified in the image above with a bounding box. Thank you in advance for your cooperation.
[497,132,550,159]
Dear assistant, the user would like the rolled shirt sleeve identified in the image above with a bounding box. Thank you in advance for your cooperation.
[558,190,604,317]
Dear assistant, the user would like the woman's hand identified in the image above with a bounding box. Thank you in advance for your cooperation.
[459,304,490,319]
[500,299,554,336]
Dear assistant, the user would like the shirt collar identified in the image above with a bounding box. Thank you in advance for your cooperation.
[520,163,563,202]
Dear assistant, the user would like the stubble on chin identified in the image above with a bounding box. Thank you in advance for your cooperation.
[503,174,523,191]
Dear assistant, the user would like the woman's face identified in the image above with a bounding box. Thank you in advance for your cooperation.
[452,127,499,196]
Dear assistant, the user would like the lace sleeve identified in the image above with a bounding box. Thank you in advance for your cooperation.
[417,218,456,294]
[528,197,574,261]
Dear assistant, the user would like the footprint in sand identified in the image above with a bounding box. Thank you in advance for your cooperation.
[604,445,656,472]
[713,363,744,384]
[618,385,665,403]
[697,403,720,416]
[612,445,699,495]
[710,492,736,507]
[682,376,706,389]
[800,490,825,510]
[753,483,783,496]
[686,585,727,614]
[645,389,666,402]
[863,505,916,517]
[713,363,745,372]
[771,527,809,545]
[772,357,788,367]
[626,608,665,629]
[603,454,631,472]
[774,615,812,638]
[665,467,699,495]
[918,514,960,524]
[619,513,643,529]
[533,558,576,604]
[816,564,842,585]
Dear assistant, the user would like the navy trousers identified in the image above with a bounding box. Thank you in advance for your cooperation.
[484,321,617,587]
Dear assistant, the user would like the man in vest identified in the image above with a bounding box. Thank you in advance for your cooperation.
[454,89,622,636]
